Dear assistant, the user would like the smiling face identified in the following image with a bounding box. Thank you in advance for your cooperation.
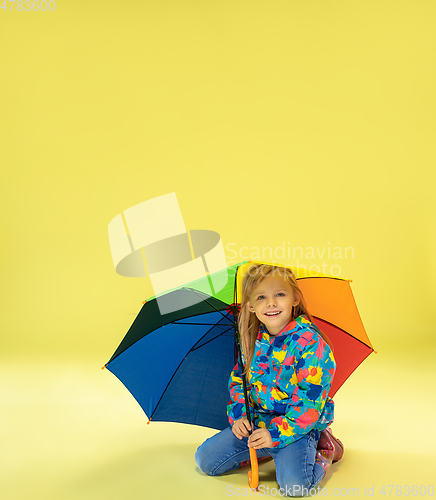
[247,273,300,336]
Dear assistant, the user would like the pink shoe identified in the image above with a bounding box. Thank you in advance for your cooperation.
[317,427,344,463]
[315,448,334,477]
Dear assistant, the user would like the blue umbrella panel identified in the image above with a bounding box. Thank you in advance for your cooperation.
[104,288,240,431]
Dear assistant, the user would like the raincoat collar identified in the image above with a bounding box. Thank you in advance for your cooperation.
[258,314,311,342]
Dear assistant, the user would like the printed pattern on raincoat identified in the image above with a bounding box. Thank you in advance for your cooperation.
[227,314,336,448]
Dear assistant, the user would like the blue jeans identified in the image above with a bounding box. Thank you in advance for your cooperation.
[195,426,325,497]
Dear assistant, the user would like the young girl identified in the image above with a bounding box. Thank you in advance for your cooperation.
[195,264,344,496]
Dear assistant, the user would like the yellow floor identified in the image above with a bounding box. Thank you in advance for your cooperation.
[1,348,435,499]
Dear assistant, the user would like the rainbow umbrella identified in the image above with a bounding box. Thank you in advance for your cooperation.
[103,262,249,432]
[103,260,375,489]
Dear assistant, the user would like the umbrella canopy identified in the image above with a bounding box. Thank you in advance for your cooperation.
[104,260,375,430]
[104,263,245,430]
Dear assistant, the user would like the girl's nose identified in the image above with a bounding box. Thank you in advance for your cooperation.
[267,297,277,306]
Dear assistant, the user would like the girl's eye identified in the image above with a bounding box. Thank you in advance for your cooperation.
[257,295,265,300]
[277,293,284,297]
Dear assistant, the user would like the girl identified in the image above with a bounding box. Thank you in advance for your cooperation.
[195,264,344,497]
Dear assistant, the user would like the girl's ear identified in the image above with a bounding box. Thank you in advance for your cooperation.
[247,300,255,312]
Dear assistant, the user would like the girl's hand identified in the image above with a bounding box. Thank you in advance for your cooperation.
[232,417,254,439]
[248,428,273,449]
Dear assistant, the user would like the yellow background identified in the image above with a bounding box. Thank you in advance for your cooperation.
[1,0,435,498]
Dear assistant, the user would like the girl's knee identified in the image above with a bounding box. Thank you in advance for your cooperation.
[195,427,239,477]
[195,445,225,476]
[195,428,247,477]
[195,445,220,476]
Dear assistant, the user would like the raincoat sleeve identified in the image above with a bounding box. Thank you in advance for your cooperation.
[226,360,248,426]
[268,334,336,448]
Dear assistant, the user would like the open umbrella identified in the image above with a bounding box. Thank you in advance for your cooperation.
[103,263,247,429]
[102,261,260,486]
[103,260,375,489]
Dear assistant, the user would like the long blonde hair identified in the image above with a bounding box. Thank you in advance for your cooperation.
[238,263,333,376]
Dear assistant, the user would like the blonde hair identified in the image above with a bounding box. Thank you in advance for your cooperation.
[238,264,333,376]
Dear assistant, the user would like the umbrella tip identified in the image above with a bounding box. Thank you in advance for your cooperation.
[147,418,152,425]
[142,300,147,304]
[348,279,353,283]
[101,364,107,370]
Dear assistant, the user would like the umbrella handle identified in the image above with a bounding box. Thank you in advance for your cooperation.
[247,447,259,490]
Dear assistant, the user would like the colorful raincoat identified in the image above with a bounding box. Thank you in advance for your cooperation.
[227,315,336,448]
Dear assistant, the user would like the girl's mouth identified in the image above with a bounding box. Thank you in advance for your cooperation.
[265,311,281,317]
